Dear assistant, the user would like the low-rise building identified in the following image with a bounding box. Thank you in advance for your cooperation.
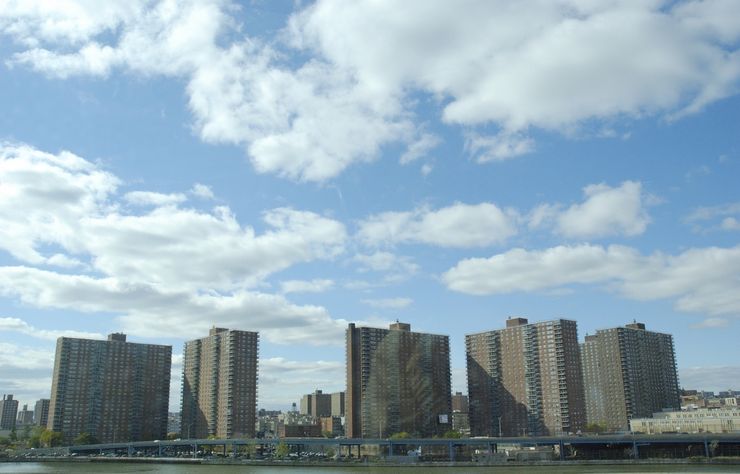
[630,408,740,434]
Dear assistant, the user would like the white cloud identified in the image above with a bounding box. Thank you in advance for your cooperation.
[124,191,186,206]
[0,143,351,345]
[0,266,348,345]
[280,279,334,294]
[0,317,104,341]
[465,132,535,162]
[358,202,517,248]
[691,317,729,329]
[260,357,344,407]
[443,243,740,319]
[554,181,651,238]
[0,143,119,264]
[0,342,54,370]
[686,202,740,232]
[679,366,740,392]
[190,183,214,200]
[3,1,738,179]
[399,133,440,164]
[360,297,413,309]
[721,217,740,230]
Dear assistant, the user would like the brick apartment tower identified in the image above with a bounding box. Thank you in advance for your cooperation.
[346,322,452,438]
[581,322,680,432]
[48,334,171,443]
[34,399,50,427]
[181,328,259,439]
[0,395,19,430]
[466,318,586,437]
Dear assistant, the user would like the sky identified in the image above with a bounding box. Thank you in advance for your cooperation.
[0,0,739,412]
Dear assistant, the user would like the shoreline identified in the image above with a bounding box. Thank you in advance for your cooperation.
[5,456,740,468]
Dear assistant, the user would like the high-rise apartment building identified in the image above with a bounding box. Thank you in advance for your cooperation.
[300,389,332,418]
[346,322,451,438]
[16,404,34,426]
[48,334,171,443]
[181,328,258,439]
[331,391,345,417]
[466,318,586,437]
[581,322,680,431]
[34,399,50,427]
[0,394,19,430]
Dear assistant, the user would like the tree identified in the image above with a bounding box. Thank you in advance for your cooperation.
[39,429,63,448]
[74,432,97,445]
[390,432,411,439]
[443,430,462,439]
[165,432,179,440]
[274,441,289,459]
[584,422,607,434]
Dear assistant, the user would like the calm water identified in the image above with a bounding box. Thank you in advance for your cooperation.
[1,463,739,474]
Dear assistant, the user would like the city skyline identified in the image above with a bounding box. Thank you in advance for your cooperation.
[1,1,740,411]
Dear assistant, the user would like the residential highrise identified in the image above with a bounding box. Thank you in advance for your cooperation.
[181,327,259,439]
[300,389,332,417]
[346,322,452,438]
[581,322,680,431]
[48,334,171,443]
[0,394,19,430]
[330,391,345,417]
[466,318,586,437]
[34,399,50,427]
[16,404,33,426]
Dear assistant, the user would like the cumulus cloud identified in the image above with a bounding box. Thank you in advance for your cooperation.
[190,183,214,200]
[260,357,344,407]
[443,243,740,319]
[280,279,334,294]
[358,202,517,248]
[3,1,739,179]
[554,181,651,238]
[124,191,186,206]
[0,143,350,345]
[685,202,740,232]
[0,317,104,341]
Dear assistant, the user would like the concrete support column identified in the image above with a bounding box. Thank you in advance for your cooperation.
[448,441,455,461]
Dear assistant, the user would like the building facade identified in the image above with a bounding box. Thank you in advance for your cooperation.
[466,318,586,437]
[630,408,739,434]
[346,322,452,438]
[48,334,171,443]
[181,327,258,439]
[581,322,680,431]
[300,389,332,418]
[331,391,345,417]
[16,404,34,426]
[0,394,19,430]
[34,399,50,427]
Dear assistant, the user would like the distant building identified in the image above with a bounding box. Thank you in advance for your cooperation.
[181,327,259,439]
[451,392,470,435]
[630,408,740,434]
[48,334,171,443]
[320,416,344,437]
[279,423,322,438]
[346,322,452,438]
[167,412,181,435]
[331,391,345,417]
[581,322,680,432]
[300,390,332,418]
[452,392,469,413]
[466,318,586,437]
[34,399,50,427]
[0,395,19,430]
[16,404,33,426]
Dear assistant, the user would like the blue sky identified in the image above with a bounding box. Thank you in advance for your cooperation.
[1,0,739,411]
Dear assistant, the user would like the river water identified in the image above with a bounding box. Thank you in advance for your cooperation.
[1,463,739,473]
